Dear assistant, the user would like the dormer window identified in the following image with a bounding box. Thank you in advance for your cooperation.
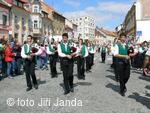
[33,5,39,13]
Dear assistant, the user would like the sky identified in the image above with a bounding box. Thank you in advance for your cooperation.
[44,0,136,31]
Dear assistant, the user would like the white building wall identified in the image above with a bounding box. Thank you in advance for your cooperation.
[135,0,142,20]
[135,0,150,43]
[136,20,150,43]
[70,16,95,40]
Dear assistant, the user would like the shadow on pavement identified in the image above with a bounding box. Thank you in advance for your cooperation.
[145,92,150,98]
[128,92,150,109]
[106,69,114,74]
[145,85,150,90]
[139,76,150,82]
[75,82,92,86]
[59,83,78,91]
[132,70,142,75]
[106,75,116,81]
[37,79,46,85]
[105,83,120,93]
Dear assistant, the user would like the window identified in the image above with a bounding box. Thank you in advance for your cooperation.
[19,2,23,8]
[13,0,18,5]
[34,20,38,28]
[33,5,39,13]
[28,19,32,27]
[39,20,41,28]
[2,15,7,26]
[15,15,18,24]
[14,33,18,39]
[22,17,25,26]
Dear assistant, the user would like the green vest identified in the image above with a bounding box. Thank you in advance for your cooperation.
[102,47,106,53]
[118,42,128,55]
[60,43,71,55]
[80,45,86,57]
[24,44,31,55]
[48,44,55,52]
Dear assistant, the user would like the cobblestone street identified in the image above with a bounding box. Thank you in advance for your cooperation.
[0,55,150,113]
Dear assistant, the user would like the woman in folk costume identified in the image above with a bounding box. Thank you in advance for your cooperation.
[21,35,38,91]
[46,38,58,78]
[76,38,88,80]
[57,33,76,95]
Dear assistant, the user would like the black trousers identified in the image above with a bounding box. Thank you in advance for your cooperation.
[62,58,74,92]
[101,52,106,62]
[116,59,130,93]
[49,54,57,77]
[113,57,119,81]
[90,53,94,66]
[24,59,37,88]
[86,55,92,71]
[77,56,85,79]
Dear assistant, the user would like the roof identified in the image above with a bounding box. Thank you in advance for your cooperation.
[5,0,28,4]
[40,1,65,20]
[1,0,12,7]
[99,28,117,37]
[41,1,54,14]
[19,0,28,3]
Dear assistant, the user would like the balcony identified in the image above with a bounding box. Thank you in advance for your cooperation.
[33,28,42,34]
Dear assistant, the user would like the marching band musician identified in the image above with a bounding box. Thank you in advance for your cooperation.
[87,41,96,71]
[21,35,38,91]
[100,43,107,63]
[76,38,88,80]
[57,33,76,95]
[114,33,130,96]
[46,38,58,78]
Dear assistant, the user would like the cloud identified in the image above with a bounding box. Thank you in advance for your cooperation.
[64,0,81,7]
[63,1,131,29]
[98,2,131,14]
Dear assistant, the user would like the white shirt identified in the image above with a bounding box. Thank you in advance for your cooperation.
[138,47,144,53]
[46,45,55,55]
[146,47,150,56]
[76,45,88,57]
[57,43,68,57]
[113,44,119,56]
[111,44,117,55]
[84,46,89,57]
[88,46,96,54]
[21,44,30,59]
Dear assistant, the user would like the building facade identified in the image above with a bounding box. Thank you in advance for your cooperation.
[5,0,32,43]
[70,16,96,40]
[52,11,65,36]
[28,0,53,42]
[0,0,11,40]
[123,0,150,43]
[95,27,116,45]
[123,4,136,38]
